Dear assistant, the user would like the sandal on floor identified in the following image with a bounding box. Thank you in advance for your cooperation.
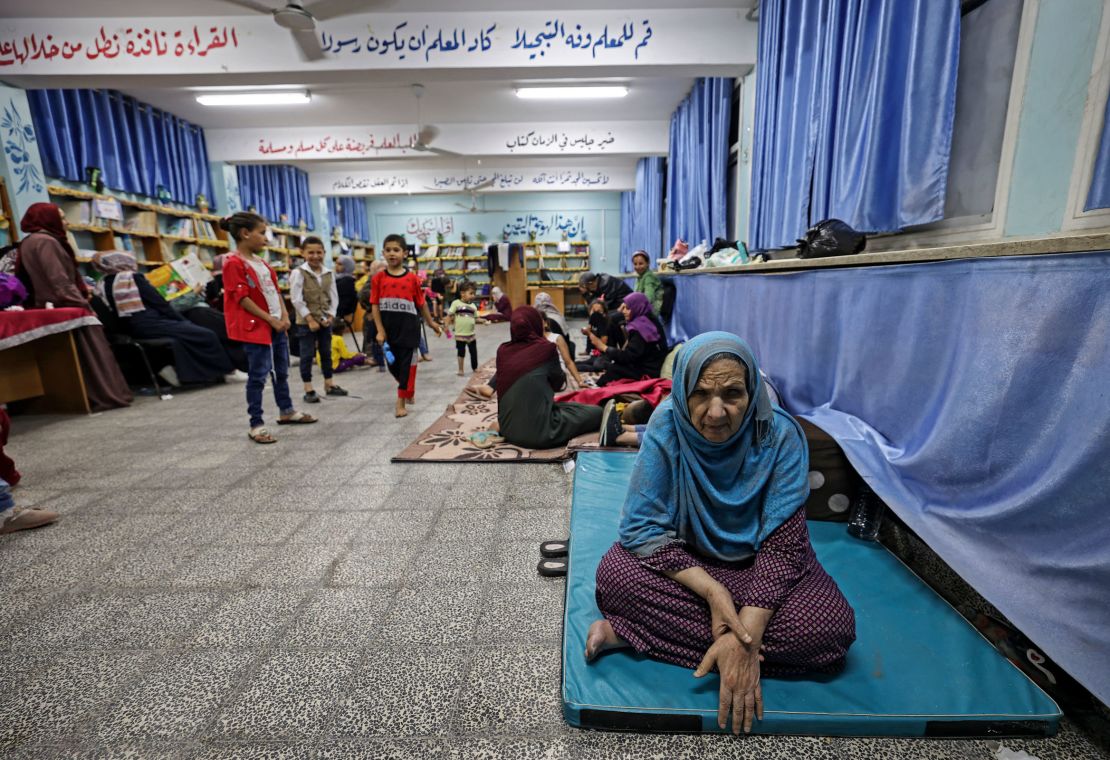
[277,412,318,425]
[537,558,568,577]
[540,539,569,558]
[248,427,277,444]
[0,507,61,534]
[469,430,505,449]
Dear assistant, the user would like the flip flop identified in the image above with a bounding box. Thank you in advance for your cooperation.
[469,430,505,449]
[537,558,568,577]
[248,427,277,444]
[540,539,569,558]
[277,413,318,425]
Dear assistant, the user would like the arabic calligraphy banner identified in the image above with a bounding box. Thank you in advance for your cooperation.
[310,165,636,196]
[0,10,755,74]
[207,122,667,161]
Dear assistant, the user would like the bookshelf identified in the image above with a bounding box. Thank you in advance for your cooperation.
[48,185,230,275]
[412,241,590,286]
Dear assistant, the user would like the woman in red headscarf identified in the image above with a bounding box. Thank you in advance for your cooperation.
[493,306,602,449]
[15,203,131,411]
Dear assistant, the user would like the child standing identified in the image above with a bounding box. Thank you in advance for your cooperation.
[289,236,347,403]
[370,234,442,417]
[446,282,484,376]
[221,212,317,443]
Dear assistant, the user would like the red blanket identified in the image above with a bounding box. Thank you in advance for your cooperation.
[556,377,672,407]
[0,307,100,351]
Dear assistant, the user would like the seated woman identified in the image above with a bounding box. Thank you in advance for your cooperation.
[94,251,234,386]
[481,286,512,323]
[534,291,575,359]
[586,332,856,734]
[495,307,603,449]
[543,315,587,390]
[595,293,668,386]
[15,203,132,412]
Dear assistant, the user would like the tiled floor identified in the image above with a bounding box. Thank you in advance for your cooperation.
[1,321,1106,759]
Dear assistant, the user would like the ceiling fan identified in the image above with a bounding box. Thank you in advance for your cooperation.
[219,1,365,61]
[407,84,459,157]
[456,184,507,214]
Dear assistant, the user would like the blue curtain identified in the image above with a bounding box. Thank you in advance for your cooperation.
[326,196,370,242]
[27,89,214,207]
[1085,88,1110,210]
[665,78,731,249]
[620,156,666,271]
[750,0,960,250]
[236,164,315,230]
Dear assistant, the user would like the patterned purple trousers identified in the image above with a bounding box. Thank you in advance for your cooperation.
[595,512,856,675]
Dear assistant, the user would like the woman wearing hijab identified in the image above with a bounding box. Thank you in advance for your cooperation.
[94,251,234,385]
[333,254,358,322]
[586,332,856,734]
[533,291,575,359]
[495,306,603,449]
[595,292,667,386]
[14,203,132,411]
[482,286,512,323]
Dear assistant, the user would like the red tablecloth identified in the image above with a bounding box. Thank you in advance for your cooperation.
[0,307,101,351]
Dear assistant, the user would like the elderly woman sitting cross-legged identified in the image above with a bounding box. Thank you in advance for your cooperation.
[586,331,856,735]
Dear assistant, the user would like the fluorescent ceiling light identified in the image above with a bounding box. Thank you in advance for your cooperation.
[514,85,628,100]
[196,90,311,107]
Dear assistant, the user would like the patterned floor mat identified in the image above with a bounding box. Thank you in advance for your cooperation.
[391,360,574,463]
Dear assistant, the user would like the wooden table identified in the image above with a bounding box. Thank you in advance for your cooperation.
[526,284,586,315]
[0,309,96,414]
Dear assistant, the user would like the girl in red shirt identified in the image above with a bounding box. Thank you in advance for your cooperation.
[370,233,442,417]
[221,211,317,443]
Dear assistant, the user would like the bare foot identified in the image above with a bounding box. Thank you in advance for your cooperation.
[395,399,407,418]
[585,618,627,662]
[457,371,465,377]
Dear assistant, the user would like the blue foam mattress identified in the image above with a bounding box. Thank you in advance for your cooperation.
[562,451,1061,737]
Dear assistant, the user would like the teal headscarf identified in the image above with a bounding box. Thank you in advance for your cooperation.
[619,331,809,561]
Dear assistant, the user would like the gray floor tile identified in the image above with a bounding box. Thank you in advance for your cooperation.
[247,542,347,588]
[81,592,218,648]
[330,646,470,737]
[479,582,566,645]
[354,509,439,543]
[330,541,421,587]
[489,540,554,584]
[8,543,122,588]
[444,737,573,760]
[453,645,563,736]
[0,651,152,743]
[379,583,484,644]
[191,589,308,647]
[431,510,499,545]
[163,512,308,546]
[167,545,275,589]
[497,509,569,543]
[384,483,455,511]
[315,740,447,760]
[405,537,493,586]
[287,511,371,544]
[94,543,196,588]
[210,651,357,740]
[283,588,395,647]
[96,651,255,741]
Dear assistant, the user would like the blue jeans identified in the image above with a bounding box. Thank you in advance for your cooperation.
[293,323,333,383]
[243,328,294,428]
[0,476,13,514]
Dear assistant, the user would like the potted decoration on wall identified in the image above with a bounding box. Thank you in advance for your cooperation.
[461,232,469,243]
[528,229,537,242]
[437,232,446,244]
[476,231,486,243]
[85,166,105,193]
[278,212,290,227]
[196,193,209,213]
[156,184,172,203]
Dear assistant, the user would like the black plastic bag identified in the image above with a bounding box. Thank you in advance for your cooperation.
[796,219,867,259]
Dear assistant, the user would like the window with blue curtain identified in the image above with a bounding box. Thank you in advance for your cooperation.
[326,196,370,242]
[27,89,214,207]
[236,164,315,230]
[664,78,732,250]
[1085,88,1110,210]
[750,0,960,250]
[620,156,666,271]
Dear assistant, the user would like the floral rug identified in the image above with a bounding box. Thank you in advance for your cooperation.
[391,360,573,463]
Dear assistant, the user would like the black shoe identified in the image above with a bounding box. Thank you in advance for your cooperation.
[537,558,568,577]
[540,539,569,558]
[326,385,348,397]
[303,391,321,403]
[598,400,623,447]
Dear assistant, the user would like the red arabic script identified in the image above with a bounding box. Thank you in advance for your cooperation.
[0,25,239,67]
